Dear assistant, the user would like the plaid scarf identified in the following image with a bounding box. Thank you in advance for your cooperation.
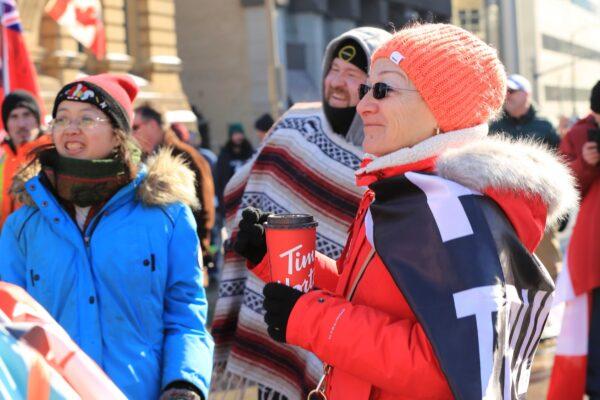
[39,148,138,207]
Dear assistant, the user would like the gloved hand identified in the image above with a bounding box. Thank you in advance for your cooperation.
[263,282,304,343]
[202,252,214,269]
[233,207,271,265]
[160,381,203,400]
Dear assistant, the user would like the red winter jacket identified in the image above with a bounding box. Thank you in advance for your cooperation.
[559,114,600,295]
[251,127,576,399]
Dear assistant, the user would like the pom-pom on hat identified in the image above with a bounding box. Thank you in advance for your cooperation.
[53,73,139,133]
[371,23,507,132]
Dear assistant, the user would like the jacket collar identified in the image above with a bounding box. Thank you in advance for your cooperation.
[355,124,488,186]
[504,105,536,125]
[12,147,199,210]
[354,124,578,252]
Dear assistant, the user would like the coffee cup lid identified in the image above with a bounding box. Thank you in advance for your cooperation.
[266,214,317,228]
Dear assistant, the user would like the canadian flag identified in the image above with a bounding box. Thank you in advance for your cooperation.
[0,0,45,128]
[45,0,106,59]
[547,253,591,400]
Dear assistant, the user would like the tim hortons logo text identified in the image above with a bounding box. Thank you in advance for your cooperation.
[278,244,316,292]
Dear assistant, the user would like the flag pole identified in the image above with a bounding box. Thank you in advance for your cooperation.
[1,5,9,94]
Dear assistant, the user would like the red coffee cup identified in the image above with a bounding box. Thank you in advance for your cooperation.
[265,214,318,293]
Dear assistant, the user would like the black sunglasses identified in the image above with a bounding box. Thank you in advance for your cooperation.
[359,82,418,100]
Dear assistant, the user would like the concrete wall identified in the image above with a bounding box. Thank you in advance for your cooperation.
[175,0,255,148]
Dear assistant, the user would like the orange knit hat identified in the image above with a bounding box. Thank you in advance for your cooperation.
[371,23,506,132]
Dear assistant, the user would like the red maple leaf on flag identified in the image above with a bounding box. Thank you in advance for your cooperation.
[75,6,97,26]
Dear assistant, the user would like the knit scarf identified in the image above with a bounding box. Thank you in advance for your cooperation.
[39,148,139,207]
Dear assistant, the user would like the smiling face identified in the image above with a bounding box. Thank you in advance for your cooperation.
[324,58,368,108]
[52,100,117,160]
[357,58,438,157]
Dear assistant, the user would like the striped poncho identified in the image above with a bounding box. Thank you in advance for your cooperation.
[211,102,364,398]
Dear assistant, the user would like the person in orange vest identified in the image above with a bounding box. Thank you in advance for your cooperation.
[0,90,47,228]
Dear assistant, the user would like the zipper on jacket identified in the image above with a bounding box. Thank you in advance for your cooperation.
[150,253,156,272]
[83,209,107,246]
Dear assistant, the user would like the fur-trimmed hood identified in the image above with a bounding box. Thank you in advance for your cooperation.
[436,135,577,225]
[11,147,199,209]
[356,124,578,250]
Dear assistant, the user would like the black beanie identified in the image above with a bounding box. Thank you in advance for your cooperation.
[254,113,274,132]
[591,81,600,113]
[2,90,41,128]
[331,38,368,73]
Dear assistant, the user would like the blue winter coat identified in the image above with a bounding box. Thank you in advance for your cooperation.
[0,150,214,399]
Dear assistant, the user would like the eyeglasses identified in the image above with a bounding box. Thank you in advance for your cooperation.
[359,82,418,100]
[50,116,110,131]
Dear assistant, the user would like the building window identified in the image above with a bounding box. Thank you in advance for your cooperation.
[471,10,480,27]
[458,10,467,26]
[457,9,481,34]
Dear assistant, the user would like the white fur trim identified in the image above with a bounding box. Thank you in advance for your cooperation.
[356,124,489,175]
[436,136,579,225]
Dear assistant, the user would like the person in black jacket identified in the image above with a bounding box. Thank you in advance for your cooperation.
[490,74,560,149]
[490,74,563,282]
[215,123,253,216]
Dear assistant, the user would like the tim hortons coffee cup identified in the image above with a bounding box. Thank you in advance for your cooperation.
[265,214,318,293]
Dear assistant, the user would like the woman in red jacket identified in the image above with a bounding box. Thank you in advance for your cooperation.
[234,23,577,399]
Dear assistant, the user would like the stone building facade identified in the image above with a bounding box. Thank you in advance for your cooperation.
[18,0,191,124]
[175,0,451,148]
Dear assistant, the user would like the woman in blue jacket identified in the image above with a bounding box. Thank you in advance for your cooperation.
[0,74,213,400]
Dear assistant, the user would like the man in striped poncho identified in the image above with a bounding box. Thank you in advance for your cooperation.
[210,27,391,399]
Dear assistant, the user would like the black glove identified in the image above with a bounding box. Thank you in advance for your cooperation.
[233,207,271,265]
[263,282,304,343]
[202,252,214,269]
[160,381,204,400]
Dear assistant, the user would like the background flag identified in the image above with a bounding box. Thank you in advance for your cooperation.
[0,0,45,129]
[45,0,106,60]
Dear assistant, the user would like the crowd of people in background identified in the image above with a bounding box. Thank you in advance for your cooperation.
[0,20,599,400]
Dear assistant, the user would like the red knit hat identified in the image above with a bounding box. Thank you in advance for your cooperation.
[53,73,139,133]
[371,23,506,132]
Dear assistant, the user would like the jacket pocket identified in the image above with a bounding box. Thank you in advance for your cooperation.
[25,245,77,315]
[94,225,158,342]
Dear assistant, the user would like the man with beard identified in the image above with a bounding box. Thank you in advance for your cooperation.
[0,91,49,229]
[211,27,391,400]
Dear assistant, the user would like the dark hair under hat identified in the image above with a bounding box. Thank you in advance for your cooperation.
[331,38,368,73]
[254,113,274,132]
[591,80,600,114]
[2,90,41,128]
